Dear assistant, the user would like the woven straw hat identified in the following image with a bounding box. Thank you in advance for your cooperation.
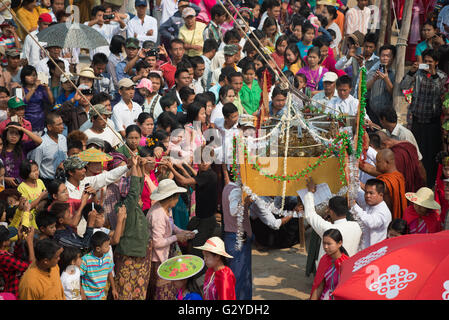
[194,237,233,259]
[405,187,441,210]
[150,179,187,201]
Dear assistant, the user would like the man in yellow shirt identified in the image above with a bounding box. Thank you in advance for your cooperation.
[18,239,65,300]
[178,7,206,57]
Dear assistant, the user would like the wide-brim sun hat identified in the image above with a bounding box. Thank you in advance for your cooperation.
[194,237,233,259]
[76,67,101,80]
[405,187,441,210]
[157,255,205,281]
[150,179,187,201]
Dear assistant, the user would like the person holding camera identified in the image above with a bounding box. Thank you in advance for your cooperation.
[365,45,396,125]
[86,5,127,59]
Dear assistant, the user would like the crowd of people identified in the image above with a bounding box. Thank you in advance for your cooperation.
[0,0,448,301]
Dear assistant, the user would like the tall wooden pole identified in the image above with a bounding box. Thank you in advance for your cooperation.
[377,0,390,47]
[393,0,414,111]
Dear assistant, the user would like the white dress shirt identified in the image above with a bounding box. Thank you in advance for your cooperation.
[312,89,338,110]
[388,124,423,160]
[127,15,158,45]
[327,94,370,121]
[214,117,239,165]
[359,146,377,184]
[211,101,224,124]
[249,196,282,230]
[351,201,391,250]
[304,192,362,263]
[160,0,178,25]
[85,21,127,59]
[35,57,70,76]
[112,98,142,132]
[21,30,46,67]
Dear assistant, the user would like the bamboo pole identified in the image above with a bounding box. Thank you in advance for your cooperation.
[377,0,389,47]
[393,0,414,111]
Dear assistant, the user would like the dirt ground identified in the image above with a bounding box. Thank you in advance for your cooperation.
[251,227,314,300]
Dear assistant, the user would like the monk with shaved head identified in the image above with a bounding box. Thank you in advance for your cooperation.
[375,149,407,219]
[376,131,426,192]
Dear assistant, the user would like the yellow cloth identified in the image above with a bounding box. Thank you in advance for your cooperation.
[9,209,38,230]
[16,7,40,40]
[289,61,303,75]
[18,180,46,203]
[18,263,66,300]
[36,6,50,15]
[179,22,207,57]
[233,93,244,115]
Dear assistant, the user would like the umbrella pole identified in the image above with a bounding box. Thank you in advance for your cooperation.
[3,0,134,156]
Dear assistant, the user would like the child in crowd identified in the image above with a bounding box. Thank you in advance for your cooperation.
[194,236,236,300]
[297,22,315,59]
[51,201,96,251]
[284,43,303,75]
[17,160,48,212]
[59,246,83,300]
[298,46,328,93]
[160,95,178,116]
[240,62,262,115]
[35,210,56,240]
[80,231,117,300]
[387,218,409,238]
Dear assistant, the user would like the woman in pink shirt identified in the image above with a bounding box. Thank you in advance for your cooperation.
[147,179,196,300]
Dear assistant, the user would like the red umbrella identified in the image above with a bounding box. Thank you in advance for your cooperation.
[332,230,449,300]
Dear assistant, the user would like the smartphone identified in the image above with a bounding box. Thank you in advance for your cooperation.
[419,63,429,70]
[379,64,385,73]
[15,88,23,100]
[37,72,49,85]
[10,115,19,122]
[356,46,362,56]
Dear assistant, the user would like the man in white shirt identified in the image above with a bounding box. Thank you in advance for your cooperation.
[85,5,127,58]
[214,102,239,165]
[127,0,158,46]
[21,13,51,67]
[84,104,123,148]
[112,78,142,137]
[351,178,392,249]
[327,75,370,121]
[304,178,362,265]
[257,0,282,33]
[35,44,70,76]
[378,106,423,160]
[312,71,338,111]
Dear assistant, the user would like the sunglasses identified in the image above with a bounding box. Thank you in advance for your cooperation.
[80,89,93,95]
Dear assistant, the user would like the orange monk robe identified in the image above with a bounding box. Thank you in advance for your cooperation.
[377,171,407,220]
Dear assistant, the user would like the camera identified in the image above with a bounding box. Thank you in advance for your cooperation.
[104,14,115,20]
[379,64,386,73]
[146,48,160,56]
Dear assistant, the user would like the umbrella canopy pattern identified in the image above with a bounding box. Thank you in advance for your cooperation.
[37,23,109,49]
[157,255,204,281]
[332,230,449,300]
[78,148,113,162]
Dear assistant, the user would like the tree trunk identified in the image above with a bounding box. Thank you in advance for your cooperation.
[377,0,390,47]
[393,0,414,111]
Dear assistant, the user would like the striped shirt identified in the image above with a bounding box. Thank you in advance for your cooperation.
[80,252,114,300]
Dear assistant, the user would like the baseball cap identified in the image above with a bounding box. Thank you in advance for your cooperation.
[87,137,105,149]
[182,7,196,18]
[63,156,88,171]
[6,48,21,57]
[39,13,53,23]
[125,37,140,49]
[7,97,26,109]
[88,104,112,118]
[224,44,239,56]
[322,72,338,83]
[135,0,147,6]
[136,78,153,92]
[118,77,135,89]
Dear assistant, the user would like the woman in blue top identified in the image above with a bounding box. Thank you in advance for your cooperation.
[297,22,315,60]
[21,65,54,133]
[415,20,448,63]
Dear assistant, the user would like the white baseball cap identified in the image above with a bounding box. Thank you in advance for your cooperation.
[322,72,338,83]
